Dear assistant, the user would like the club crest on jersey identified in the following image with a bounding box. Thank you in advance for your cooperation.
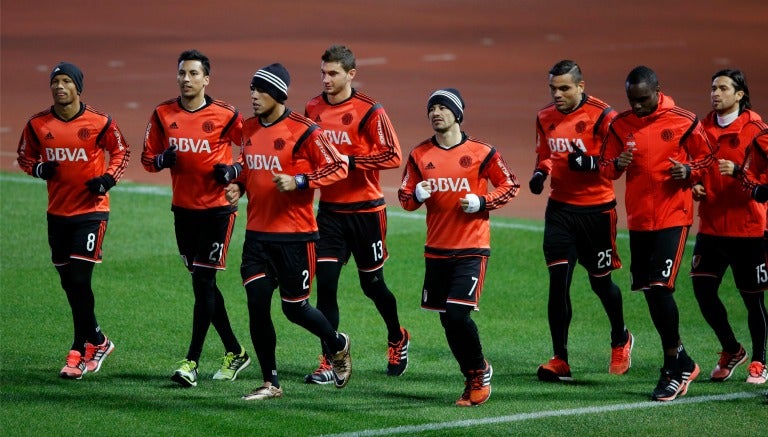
[202,121,215,133]
[323,130,352,146]
[77,128,91,141]
[459,155,472,168]
[245,154,282,172]
[426,177,470,193]
[548,137,585,153]
[45,147,88,161]
[168,137,211,153]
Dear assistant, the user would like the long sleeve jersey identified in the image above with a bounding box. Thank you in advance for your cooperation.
[740,128,768,233]
[398,133,519,256]
[305,89,401,212]
[238,109,348,241]
[600,93,715,231]
[17,103,130,217]
[699,110,767,237]
[141,96,242,211]
[534,94,617,207]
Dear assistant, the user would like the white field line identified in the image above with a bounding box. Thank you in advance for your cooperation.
[316,392,765,437]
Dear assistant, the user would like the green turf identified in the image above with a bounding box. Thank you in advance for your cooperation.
[1,172,765,436]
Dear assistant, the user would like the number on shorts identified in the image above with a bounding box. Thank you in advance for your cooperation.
[662,259,673,278]
[371,240,384,262]
[302,269,310,290]
[86,233,96,252]
[208,242,224,262]
[468,276,478,297]
[597,249,613,269]
[757,263,768,285]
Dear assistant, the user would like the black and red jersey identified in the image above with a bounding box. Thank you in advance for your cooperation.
[305,89,401,212]
[399,133,518,256]
[17,103,130,216]
[534,94,617,206]
[141,96,242,210]
[237,109,348,240]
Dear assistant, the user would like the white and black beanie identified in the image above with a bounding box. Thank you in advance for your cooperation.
[427,88,465,123]
[250,63,290,103]
[50,62,84,94]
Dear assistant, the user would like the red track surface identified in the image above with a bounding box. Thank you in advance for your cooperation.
[3,1,767,227]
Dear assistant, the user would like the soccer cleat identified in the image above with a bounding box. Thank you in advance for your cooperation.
[171,360,198,387]
[746,361,767,384]
[537,356,572,381]
[710,345,748,381]
[60,350,87,380]
[455,381,472,407]
[241,382,284,400]
[466,360,493,406]
[651,362,700,402]
[330,333,352,388]
[212,347,251,381]
[387,327,410,377]
[609,331,634,375]
[84,336,115,373]
[304,354,334,385]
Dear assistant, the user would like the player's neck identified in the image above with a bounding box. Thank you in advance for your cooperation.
[434,126,462,149]
[181,94,207,111]
[53,100,81,121]
[327,87,352,104]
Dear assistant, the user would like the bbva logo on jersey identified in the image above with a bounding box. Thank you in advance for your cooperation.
[425,177,471,192]
[168,137,211,153]
[322,130,352,146]
[548,137,586,153]
[45,147,88,162]
[244,154,283,172]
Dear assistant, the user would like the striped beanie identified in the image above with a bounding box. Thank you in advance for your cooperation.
[250,63,290,103]
[427,88,465,123]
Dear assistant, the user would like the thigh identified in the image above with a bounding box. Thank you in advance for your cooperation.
[690,233,729,280]
[574,209,622,275]
[445,256,487,310]
[421,257,450,311]
[543,206,577,266]
[48,214,108,265]
[632,227,689,291]
[175,209,236,271]
[729,237,768,292]
[347,210,389,272]
[273,241,316,302]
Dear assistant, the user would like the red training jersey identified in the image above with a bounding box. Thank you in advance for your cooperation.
[398,133,519,256]
[141,96,243,210]
[17,103,130,216]
[534,94,617,206]
[238,109,348,240]
[600,93,715,231]
[305,89,401,212]
[699,110,767,237]
[740,128,768,233]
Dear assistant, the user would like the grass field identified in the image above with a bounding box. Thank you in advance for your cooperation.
[1,172,766,436]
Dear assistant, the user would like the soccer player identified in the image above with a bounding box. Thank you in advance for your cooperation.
[398,88,519,406]
[17,62,130,379]
[222,63,352,400]
[141,49,250,387]
[692,69,768,385]
[303,45,409,384]
[598,66,715,401]
[530,60,632,381]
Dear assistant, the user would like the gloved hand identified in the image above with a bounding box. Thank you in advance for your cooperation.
[462,193,481,213]
[529,170,547,194]
[753,184,768,203]
[568,146,598,172]
[34,161,59,180]
[415,181,431,202]
[213,163,243,185]
[85,174,116,195]
[154,147,177,169]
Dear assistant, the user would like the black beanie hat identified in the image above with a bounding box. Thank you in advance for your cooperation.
[50,62,84,93]
[250,63,290,103]
[427,88,465,123]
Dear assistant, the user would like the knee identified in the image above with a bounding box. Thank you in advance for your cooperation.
[281,299,308,323]
[359,270,388,298]
[440,305,471,329]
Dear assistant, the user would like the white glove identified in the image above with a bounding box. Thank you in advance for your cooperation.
[462,193,480,213]
[415,181,431,202]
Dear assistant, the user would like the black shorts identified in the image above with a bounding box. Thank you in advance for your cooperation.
[691,233,768,292]
[47,212,109,265]
[316,209,388,272]
[628,226,689,291]
[421,255,487,312]
[543,200,621,275]
[174,207,236,271]
[240,234,316,302]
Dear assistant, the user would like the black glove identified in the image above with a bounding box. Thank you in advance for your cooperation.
[154,147,177,169]
[568,147,598,172]
[753,184,768,203]
[213,163,243,185]
[529,170,547,195]
[33,161,59,180]
[85,174,116,195]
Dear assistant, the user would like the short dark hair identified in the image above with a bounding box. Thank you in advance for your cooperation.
[626,65,658,88]
[712,69,751,111]
[549,60,582,83]
[178,49,210,75]
[322,45,356,72]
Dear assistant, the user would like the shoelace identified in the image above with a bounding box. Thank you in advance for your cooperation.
[748,361,765,376]
[314,355,333,373]
[221,352,234,369]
